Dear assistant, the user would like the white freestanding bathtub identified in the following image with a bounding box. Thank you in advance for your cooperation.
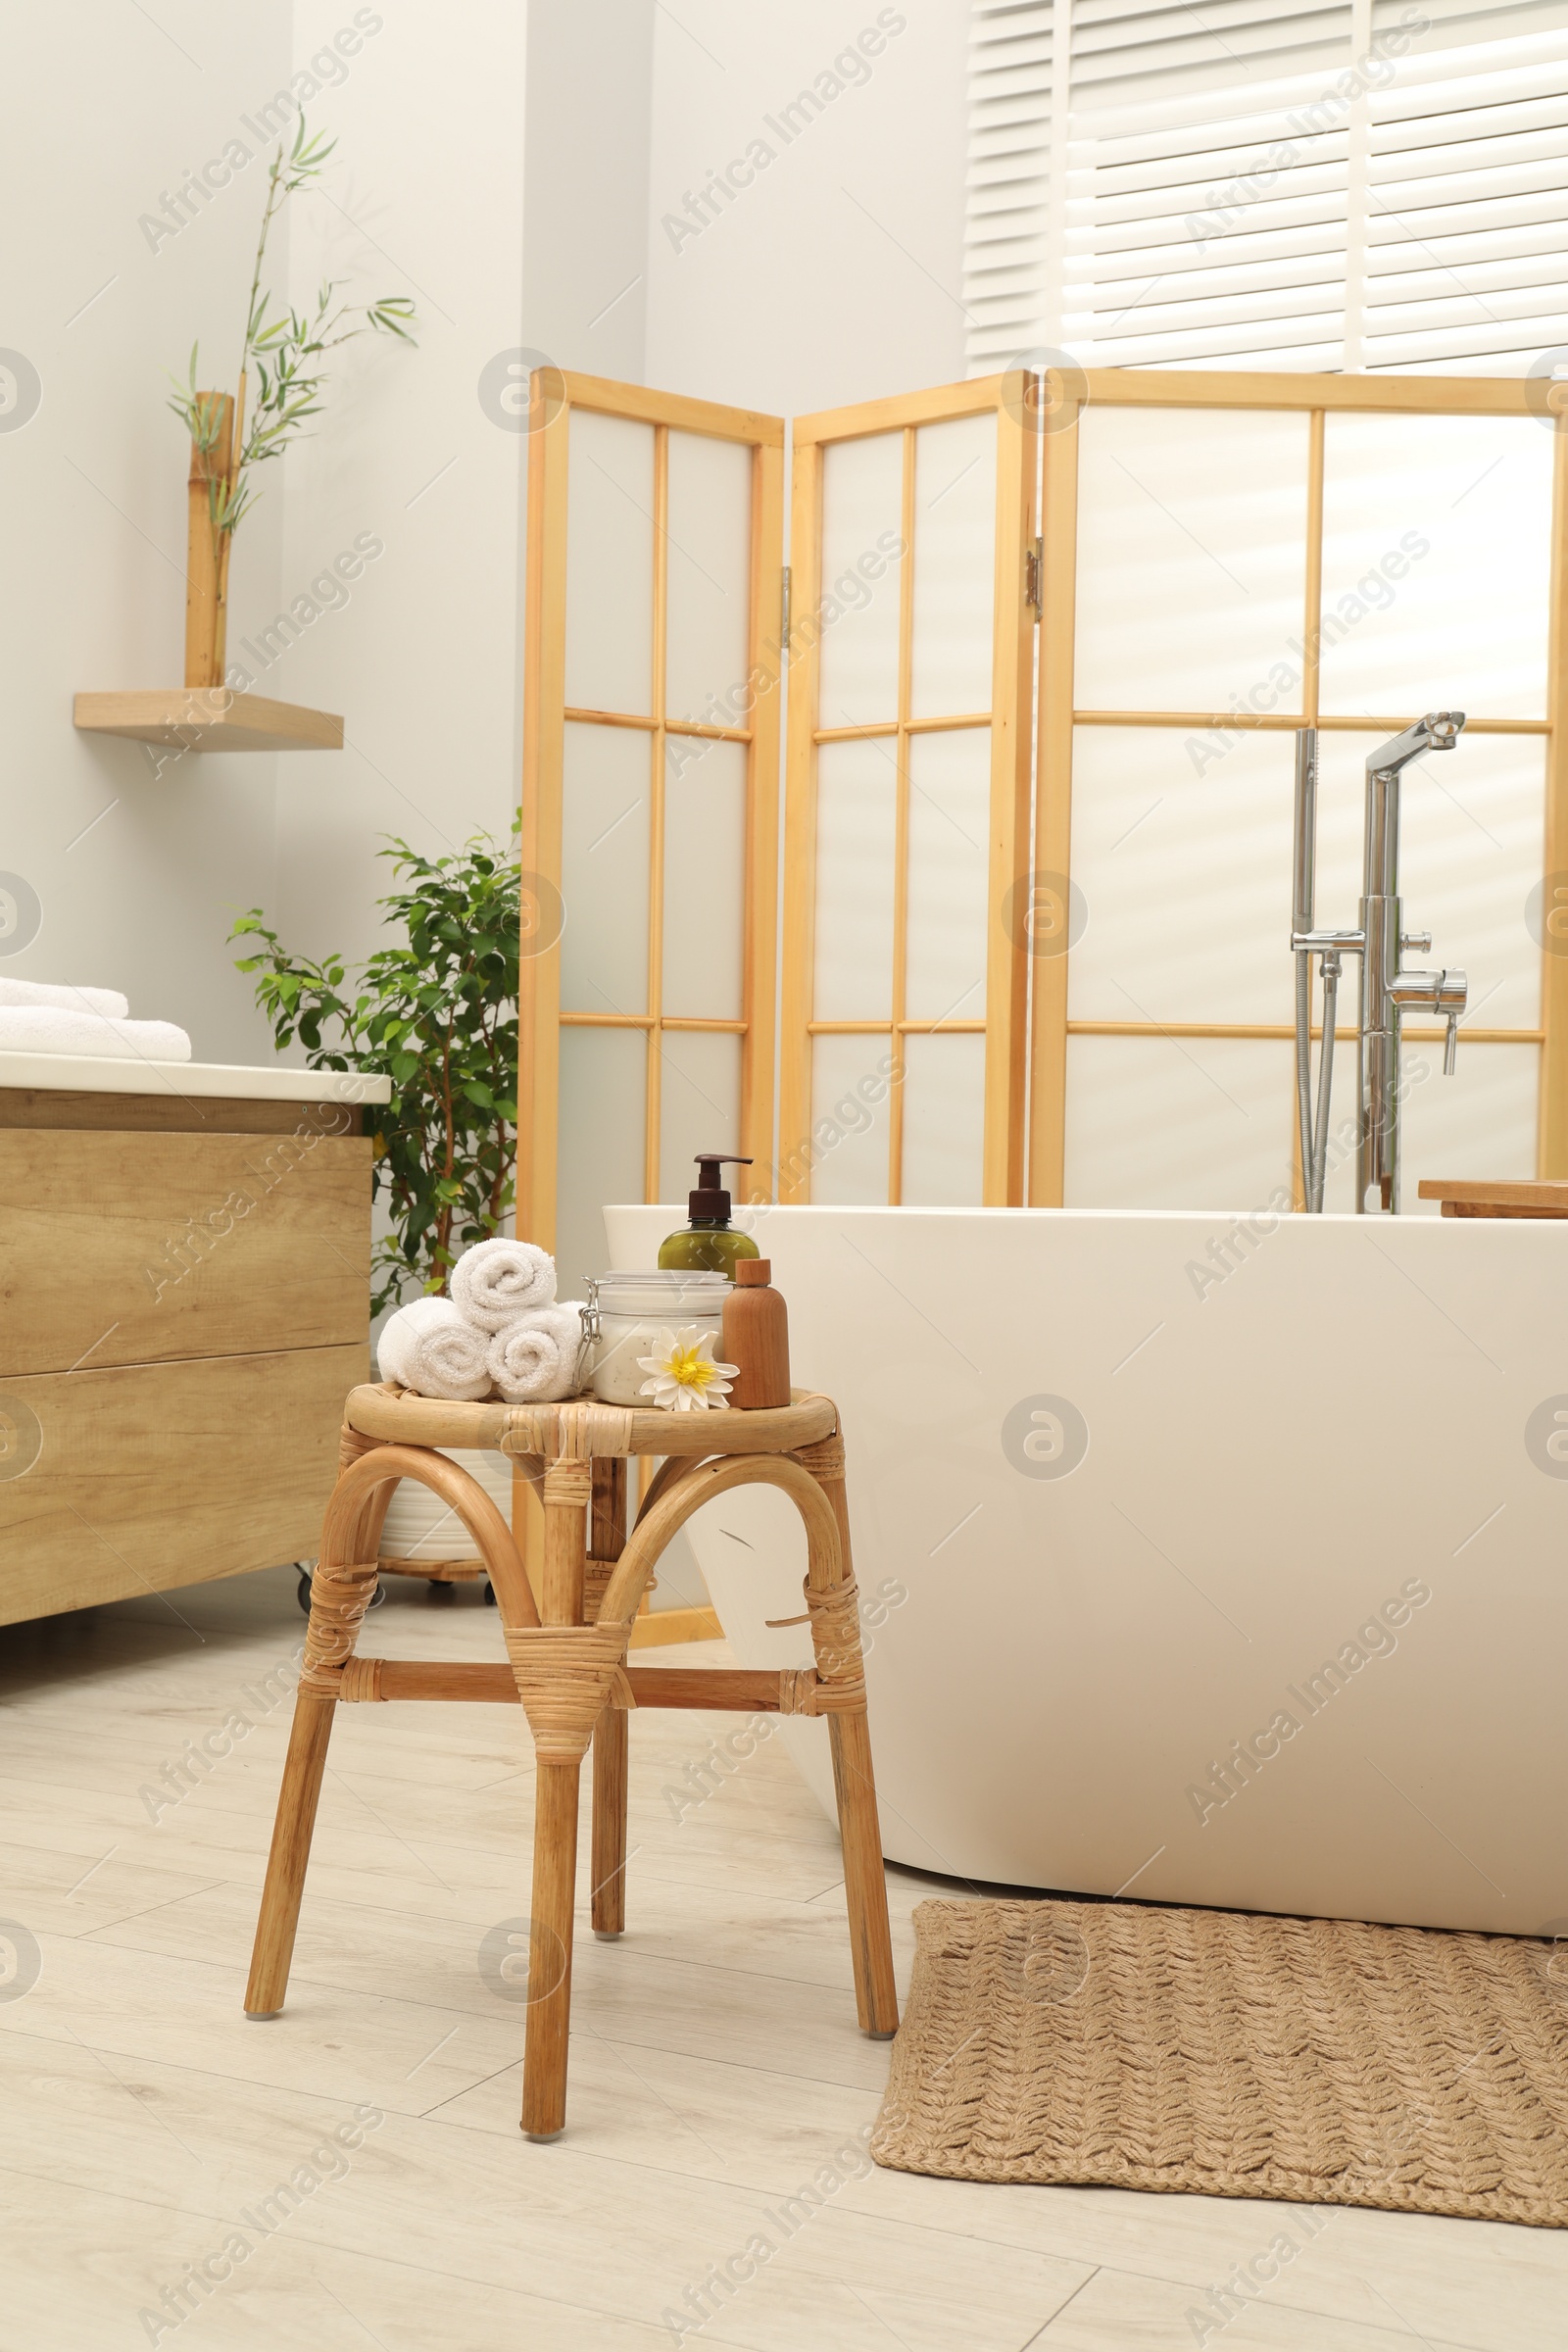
[607,1201,1568,1936]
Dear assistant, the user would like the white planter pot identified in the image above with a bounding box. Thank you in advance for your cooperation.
[378,1447,514,1561]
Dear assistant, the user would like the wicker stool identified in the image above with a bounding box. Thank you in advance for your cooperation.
[245,1383,899,2140]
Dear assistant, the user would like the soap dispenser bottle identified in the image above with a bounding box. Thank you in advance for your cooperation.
[659,1154,760,1275]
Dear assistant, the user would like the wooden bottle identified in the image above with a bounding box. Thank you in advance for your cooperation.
[722,1258,790,1409]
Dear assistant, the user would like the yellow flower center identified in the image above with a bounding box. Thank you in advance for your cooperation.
[666,1345,716,1390]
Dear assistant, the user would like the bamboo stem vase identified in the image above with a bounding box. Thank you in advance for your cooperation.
[184,390,234,689]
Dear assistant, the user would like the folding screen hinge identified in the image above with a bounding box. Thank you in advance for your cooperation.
[1024,537,1043,617]
[781,564,792,651]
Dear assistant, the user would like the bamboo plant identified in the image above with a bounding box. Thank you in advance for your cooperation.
[231,824,521,1318]
[170,114,416,687]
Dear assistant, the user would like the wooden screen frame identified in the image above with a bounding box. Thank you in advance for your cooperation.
[518,371,785,1253]
[1027,368,1568,1203]
[778,372,1039,1205]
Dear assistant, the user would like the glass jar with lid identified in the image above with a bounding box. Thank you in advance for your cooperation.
[583,1270,732,1405]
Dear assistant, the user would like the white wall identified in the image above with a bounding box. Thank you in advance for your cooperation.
[0,0,294,1064]
[264,0,530,978]
[643,0,970,418]
[523,0,656,386]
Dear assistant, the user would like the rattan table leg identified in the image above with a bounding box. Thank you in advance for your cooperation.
[800,1437,900,2040]
[521,1754,581,2140]
[829,1711,900,2038]
[248,1437,385,2020]
[519,1452,594,2139]
[245,1685,336,2017]
[589,1459,629,1940]
[591,1705,629,1939]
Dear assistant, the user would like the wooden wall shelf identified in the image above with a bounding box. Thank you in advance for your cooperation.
[74,689,343,753]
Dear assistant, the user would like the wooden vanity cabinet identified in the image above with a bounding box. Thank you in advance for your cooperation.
[0,1084,373,1624]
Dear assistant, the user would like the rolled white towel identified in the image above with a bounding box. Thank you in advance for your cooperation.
[486,1304,586,1404]
[0,1006,191,1061]
[0,978,129,1018]
[449,1236,557,1331]
[377,1296,493,1401]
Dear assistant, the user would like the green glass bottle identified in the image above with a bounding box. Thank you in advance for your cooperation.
[659,1154,761,1274]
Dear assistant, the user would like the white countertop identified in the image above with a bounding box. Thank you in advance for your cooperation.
[0,1050,392,1103]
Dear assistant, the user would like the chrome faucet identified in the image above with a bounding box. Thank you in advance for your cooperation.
[1291,713,1469,1213]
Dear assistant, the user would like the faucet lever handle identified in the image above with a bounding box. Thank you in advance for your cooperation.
[1436,968,1466,1074]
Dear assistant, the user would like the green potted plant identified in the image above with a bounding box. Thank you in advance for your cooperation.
[231,821,521,1317]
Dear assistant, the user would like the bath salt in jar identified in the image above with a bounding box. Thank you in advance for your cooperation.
[584,1271,732,1405]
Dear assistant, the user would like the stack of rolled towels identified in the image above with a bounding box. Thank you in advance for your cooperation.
[376,1238,585,1405]
[0,977,192,1061]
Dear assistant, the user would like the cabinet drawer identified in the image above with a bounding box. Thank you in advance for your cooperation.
[0,1345,364,1624]
[0,1127,371,1376]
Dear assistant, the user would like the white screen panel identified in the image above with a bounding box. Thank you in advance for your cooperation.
[663,737,745,1020]
[1308,731,1544,1034]
[1064,1036,1297,1210]
[1067,728,1296,1025]
[564,411,654,715]
[1396,1043,1540,1212]
[1309,1038,1540,1217]
[664,430,752,723]
[557,1026,647,1291]
[816,432,904,728]
[901,1033,986,1206]
[808,1033,895,1205]
[1319,414,1551,720]
[658,1030,743,1204]
[910,413,996,719]
[813,737,897,1021]
[906,727,990,1024]
[560,722,650,1016]
[1074,408,1310,714]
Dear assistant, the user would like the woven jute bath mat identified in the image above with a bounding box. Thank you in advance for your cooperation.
[870,1898,1568,2227]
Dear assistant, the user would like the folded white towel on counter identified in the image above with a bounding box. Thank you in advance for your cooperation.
[0,978,129,1018]
[486,1304,586,1404]
[0,1006,191,1061]
[449,1236,557,1331]
[377,1296,493,1401]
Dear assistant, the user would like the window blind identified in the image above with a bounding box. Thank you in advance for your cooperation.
[1071,0,1352,111]
[965,3,1055,370]
[966,0,1568,373]
[1365,29,1568,368]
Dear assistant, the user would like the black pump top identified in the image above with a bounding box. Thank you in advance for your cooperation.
[689,1153,752,1221]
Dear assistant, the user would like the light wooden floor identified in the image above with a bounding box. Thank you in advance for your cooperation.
[2,1566,1564,2350]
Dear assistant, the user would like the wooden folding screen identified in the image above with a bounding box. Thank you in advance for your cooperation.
[518,374,784,1290]
[521,366,1568,1237]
